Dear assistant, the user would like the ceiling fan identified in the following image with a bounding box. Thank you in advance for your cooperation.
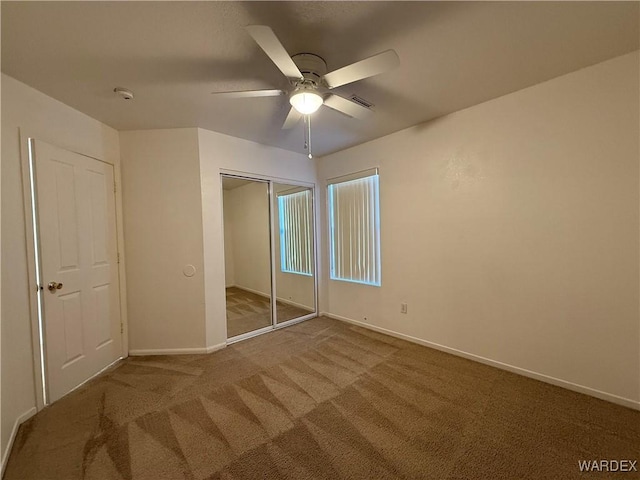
[212,25,400,131]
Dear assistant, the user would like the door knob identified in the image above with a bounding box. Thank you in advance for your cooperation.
[48,281,63,292]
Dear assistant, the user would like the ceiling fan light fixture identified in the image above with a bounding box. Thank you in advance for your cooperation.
[290,88,323,115]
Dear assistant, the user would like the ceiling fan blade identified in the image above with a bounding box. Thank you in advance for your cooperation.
[282,106,302,129]
[246,25,303,80]
[210,89,285,98]
[323,50,399,89]
[324,94,374,120]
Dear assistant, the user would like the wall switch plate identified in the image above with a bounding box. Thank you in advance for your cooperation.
[401,303,408,314]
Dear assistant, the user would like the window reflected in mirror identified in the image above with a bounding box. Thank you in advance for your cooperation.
[274,184,315,324]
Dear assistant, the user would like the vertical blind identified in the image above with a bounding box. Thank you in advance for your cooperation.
[328,172,381,286]
[278,189,313,276]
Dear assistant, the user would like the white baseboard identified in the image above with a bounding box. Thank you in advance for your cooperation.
[275,296,313,311]
[231,285,270,299]
[321,312,640,411]
[206,342,227,354]
[1,407,37,477]
[129,347,207,356]
[275,312,317,329]
[128,342,227,356]
[231,285,313,312]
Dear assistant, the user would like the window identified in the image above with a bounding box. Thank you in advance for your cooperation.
[278,189,313,276]
[328,169,381,286]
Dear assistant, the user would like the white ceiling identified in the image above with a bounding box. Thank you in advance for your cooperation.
[2,1,638,157]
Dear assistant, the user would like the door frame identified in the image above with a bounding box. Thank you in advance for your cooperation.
[219,169,318,343]
[19,130,129,410]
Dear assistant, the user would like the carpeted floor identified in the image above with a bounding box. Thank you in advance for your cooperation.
[226,287,313,337]
[5,317,639,480]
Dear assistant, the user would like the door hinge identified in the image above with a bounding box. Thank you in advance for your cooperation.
[117,252,120,264]
[120,323,124,334]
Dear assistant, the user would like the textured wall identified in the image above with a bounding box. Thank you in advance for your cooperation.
[318,52,640,406]
[1,74,121,464]
[119,129,206,352]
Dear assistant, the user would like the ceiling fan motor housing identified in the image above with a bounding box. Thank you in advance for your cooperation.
[291,53,327,87]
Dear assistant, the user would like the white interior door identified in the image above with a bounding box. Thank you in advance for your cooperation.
[33,139,122,403]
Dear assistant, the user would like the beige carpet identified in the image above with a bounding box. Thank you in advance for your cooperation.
[5,317,639,480]
[226,287,313,337]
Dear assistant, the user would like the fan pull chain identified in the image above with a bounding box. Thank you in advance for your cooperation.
[307,114,313,159]
[303,115,308,151]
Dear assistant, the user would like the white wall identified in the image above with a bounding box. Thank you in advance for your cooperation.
[119,129,206,353]
[274,264,315,310]
[1,74,121,466]
[224,181,271,296]
[222,190,235,288]
[198,128,317,347]
[318,52,640,407]
[118,128,317,352]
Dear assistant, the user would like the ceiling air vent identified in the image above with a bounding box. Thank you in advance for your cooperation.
[349,95,374,109]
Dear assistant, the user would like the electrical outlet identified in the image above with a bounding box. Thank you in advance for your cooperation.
[401,303,408,314]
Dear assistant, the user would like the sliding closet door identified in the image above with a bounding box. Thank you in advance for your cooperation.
[222,176,273,339]
[273,183,316,324]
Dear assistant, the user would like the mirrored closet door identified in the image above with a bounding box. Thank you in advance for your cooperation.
[222,175,316,341]
[222,177,273,338]
[273,183,315,324]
